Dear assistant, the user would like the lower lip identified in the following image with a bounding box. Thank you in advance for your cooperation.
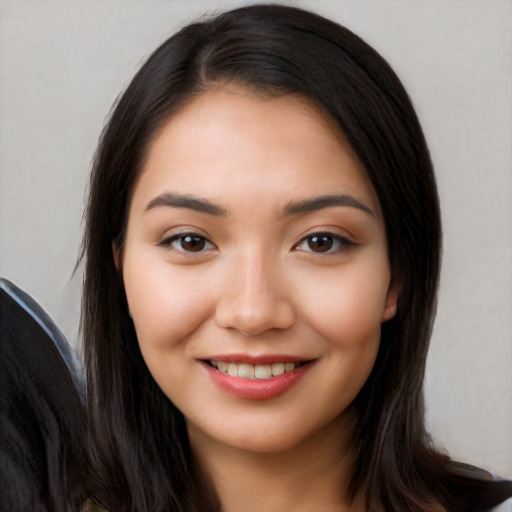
[202,361,313,400]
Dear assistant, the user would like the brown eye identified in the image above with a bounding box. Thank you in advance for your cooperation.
[160,232,214,253]
[180,234,206,252]
[307,234,334,252]
[295,232,354,254]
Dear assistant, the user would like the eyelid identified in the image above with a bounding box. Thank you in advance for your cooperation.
[294,231,356,254]
[159,230,217,254]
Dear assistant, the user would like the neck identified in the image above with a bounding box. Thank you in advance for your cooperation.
[188,411,364,512]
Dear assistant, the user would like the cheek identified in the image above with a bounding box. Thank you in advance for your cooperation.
[122,256,213,350]
[295,261,390,348]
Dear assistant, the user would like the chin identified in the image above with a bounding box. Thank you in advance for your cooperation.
[188,408,350,457]
[219,432,311,455]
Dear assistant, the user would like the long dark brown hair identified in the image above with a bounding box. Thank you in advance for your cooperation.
[82,4,512,511]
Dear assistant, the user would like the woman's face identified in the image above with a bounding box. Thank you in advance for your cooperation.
[120,86,397,454]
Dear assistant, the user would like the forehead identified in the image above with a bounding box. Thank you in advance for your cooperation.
[132,85,379,215]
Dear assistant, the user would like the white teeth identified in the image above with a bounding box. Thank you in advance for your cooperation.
[238,363,255,379]
[270,362,285,376]
[284,362,295,372]
[211,360,300,380]
[217,361,228,373]
[254,364,272,379]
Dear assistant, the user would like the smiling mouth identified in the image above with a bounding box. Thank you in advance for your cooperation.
[207,360,310,380]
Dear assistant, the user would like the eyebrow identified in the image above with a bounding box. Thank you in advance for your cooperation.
[145,192,374,218]
[145,193,228,216]
[283,194,374,217]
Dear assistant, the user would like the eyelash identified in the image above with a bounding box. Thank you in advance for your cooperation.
[159,232,216,254]
[294,232,355,254]
[160,231,354,255]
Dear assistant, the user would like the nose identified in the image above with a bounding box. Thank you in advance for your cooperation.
[214,252,296,336]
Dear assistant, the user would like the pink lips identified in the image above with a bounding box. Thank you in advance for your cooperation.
[201,354,314,400]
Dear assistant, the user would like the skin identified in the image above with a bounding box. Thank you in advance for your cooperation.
[118,85,398,511]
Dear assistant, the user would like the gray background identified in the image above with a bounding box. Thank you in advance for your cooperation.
[1,0,511,477]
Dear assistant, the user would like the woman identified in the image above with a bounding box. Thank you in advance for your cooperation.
[81,4,512,511]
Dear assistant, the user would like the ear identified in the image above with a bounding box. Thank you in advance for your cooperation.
[112,241,132,318]
[382,278,400,322]
[112,241,122,273]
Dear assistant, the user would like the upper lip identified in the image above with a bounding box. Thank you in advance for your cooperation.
[202,354,314,365]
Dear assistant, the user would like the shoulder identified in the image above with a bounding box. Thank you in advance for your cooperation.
[491,497,512,512]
